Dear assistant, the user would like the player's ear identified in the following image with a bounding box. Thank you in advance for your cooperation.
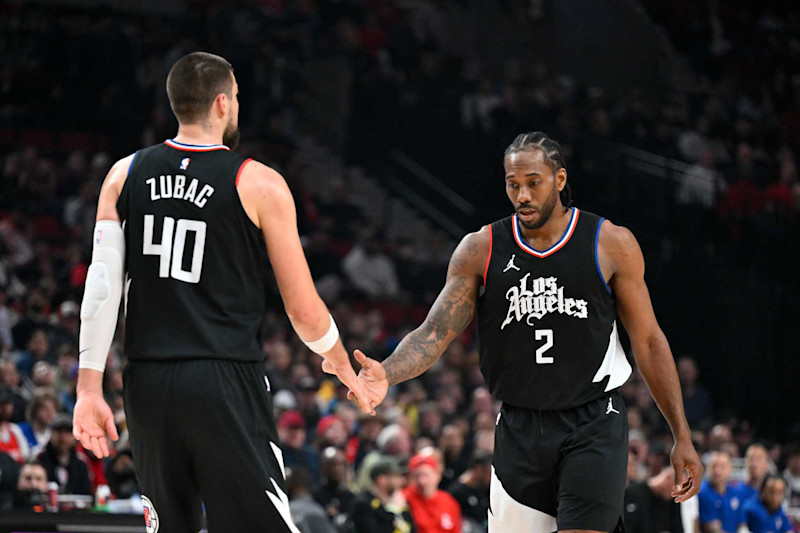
[214,92,229,118]
[556,168,567,192]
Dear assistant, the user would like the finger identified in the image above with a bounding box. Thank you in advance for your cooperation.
[672,464,684,494]
[354,350,371,368]
[105,416,120,441]
[88,436,101,458]
[99,436,110,458]
[346,390,355,401]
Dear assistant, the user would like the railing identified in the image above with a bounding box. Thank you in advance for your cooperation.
[384,149,477,238]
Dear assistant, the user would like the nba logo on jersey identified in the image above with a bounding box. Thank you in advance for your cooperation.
[180,157,190,170]
[141,495,160,533]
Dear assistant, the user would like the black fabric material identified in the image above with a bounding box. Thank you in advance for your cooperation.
[123,359,293,533]
[119,143,269,363]
[493,391,629,532]
[477,209,618,410]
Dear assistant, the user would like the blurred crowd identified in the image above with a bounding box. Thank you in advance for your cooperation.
[1,0,799,532]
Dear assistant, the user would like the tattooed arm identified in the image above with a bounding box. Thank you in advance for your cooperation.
[382,227,489,385]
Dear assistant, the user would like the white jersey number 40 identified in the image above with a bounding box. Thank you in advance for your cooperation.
[535,329,554,364]
[143,214,207,284]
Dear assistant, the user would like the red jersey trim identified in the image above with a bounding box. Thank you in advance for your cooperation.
[512,208,580,258]
[236,158,254,187]
[483,224,493,284]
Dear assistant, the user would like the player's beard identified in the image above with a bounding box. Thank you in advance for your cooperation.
[223,119,240,151]
[517,185,558,230]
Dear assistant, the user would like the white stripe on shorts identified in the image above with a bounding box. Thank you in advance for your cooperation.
[488,466,557,533]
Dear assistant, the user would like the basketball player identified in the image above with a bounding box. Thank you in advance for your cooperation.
[349,132,704,532]
[72,52,374,532]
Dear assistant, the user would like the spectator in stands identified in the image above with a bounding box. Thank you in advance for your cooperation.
[698,451,745,533]
[743,475,793,533]
[18,390,58,456]
[678,356,714,430]
[677,148,726,208]
[48,301,80,353]
[403,451,462,533]
[278,410,321,486]
[313,447,355,523]
[347,457,416,533]
[356,423,413,492]
[0,385,29,464]
[447,451,491,530]
[738,444,772,503]
[0,450,19,511]
[295,376,322,434]
[624,466,684,533]
[12,462,47,510]
[342,231,401,299]
[106,449,139,499]
[316,415,348,449]
[36,414,91,495]
[288,466,336,533]
[783,446,800,517]
[10,290,49,351]
[0,359,29,422]
[348,410,385,469]
[0,290,14,352]
[438,424,468,489]
[14,329,51,379]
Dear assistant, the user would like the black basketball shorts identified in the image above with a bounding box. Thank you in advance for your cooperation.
[123,359,298,533]
[490,391,628,532]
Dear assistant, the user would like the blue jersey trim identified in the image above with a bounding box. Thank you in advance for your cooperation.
[595,218,612,294]
[127,151,138,175]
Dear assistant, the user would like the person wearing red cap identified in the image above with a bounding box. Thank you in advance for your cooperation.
[278,410,321,486]
[403,452,462,533]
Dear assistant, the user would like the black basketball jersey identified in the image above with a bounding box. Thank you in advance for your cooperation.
[117,139,269,362]
[476,208,632,410]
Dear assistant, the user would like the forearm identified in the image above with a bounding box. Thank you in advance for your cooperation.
[383,321,452,385]
[76,368,105,397]
[634,331,691,440]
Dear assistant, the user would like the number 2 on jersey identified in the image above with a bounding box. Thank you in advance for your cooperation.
[143,214,207,283]
[535,329,554,364]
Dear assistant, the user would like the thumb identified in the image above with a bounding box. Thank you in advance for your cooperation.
[673,463,684,490]
[105,415,119,441]
[354,349,369,367]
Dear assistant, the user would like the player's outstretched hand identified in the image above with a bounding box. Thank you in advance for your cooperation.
[670,437,703,503]
[346,350,389,412]
[321,353,377,416]
[73,392,119,459]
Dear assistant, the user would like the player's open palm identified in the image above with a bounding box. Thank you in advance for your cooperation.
[73,392,119,459]
[347,349,389,410]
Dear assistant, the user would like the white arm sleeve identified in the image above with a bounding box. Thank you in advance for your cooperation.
[79,221,125,372]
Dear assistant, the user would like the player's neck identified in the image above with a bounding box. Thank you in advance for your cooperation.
[173,124,225,147]
[518,205,572,245]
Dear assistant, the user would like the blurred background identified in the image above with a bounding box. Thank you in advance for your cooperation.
[0,0,799,531]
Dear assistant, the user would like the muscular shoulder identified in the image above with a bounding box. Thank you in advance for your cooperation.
[106,153,136,190]
[598,220,638,257]
[236,160,293,228]
[237,160,289,199]
[597,219,643,276]
[447,225,491,278]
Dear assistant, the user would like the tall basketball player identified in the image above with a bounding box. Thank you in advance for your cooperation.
[72,52,374,532]
[350,132,704,532]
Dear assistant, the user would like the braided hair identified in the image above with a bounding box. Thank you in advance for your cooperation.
[504,132,572,208]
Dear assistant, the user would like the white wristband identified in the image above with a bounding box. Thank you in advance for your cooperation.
[303,313,340,354]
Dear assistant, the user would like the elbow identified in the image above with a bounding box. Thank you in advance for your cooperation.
[286,306,315,328]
